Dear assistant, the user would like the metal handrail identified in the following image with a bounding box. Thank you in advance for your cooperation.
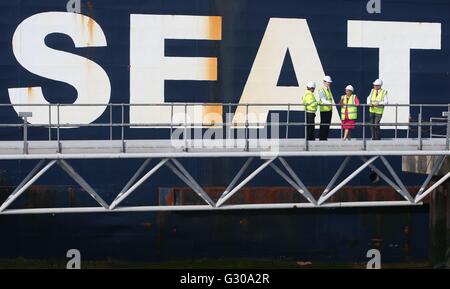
[430,117,447,138]
[0,103,448,154]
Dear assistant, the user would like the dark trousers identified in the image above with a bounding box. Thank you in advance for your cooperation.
[306,112,316,141]
[370,113,383,140]
[319,111,332,140]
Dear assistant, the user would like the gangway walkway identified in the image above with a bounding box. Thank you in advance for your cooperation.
[0,103,448,214]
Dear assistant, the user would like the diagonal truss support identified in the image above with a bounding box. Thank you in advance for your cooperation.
[269,162,317,205]
[379,156,413,202]
[0,159,111,212]
[0,153,446,215]
[117,159,152,198]
[218,157,254,200]
[216,158,276,207]
[0,160,56,212]
[277,157,317,205]
[57,160,110,209]
[110,158,167,209]
[415,156,447,202]
[415,172,450,203]
[169,159,215,207]
[320,156,351,199]
[360,157,413,203]
[278,157,314,201]
[318,156,379,205]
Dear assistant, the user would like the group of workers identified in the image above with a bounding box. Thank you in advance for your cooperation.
[302,76,388,141]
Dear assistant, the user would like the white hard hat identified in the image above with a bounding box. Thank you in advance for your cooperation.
[345,85,354,91]
[323,76,333,83]
[373,79,383,86]
[306,81,316,89]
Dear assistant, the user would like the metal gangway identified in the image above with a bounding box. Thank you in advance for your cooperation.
[0,103,448,215]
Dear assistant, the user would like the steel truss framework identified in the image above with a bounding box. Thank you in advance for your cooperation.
[0,153,448,215]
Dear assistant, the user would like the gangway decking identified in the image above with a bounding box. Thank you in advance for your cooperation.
[0,103,448,214]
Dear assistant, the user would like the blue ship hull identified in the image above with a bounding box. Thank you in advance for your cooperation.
[0,0,448,264]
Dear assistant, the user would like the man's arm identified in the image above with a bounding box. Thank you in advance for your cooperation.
[319,89,331,104]
[382,93,389,105]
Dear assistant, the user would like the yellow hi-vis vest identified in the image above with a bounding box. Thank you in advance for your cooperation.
[303,90,318,113]
[369,89,388,115]
[319,87,333,112]
[341,94,358,120]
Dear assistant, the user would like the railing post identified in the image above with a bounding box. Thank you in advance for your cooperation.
[109,104,113,141]
[57,104,61,153]
[304,109,308,151]
[430,118,433,139]
[446,104,450,150]
[407,114,411,139]
[19,114,30,154]
[363,104,366,150]
[227,103,232,141]
[245,104,249,152]
[418,104,423,150]
[170,103,174,139]
[121,104,125,153]
[184,103,188,152]
[48,104,51,141]
[286,104,290,139]
[395,104,398,139]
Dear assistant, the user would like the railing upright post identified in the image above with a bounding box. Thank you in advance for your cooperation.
[407,114,411,139]
[447,104,450,150]
[170,103,174,139]
[184,103,188,151]
[245,104,249,152]
[418,105,423,150]
[304,109,308,151]
[121,104,125,153]
[228,103,232,140]
[57,104,61,153]
[22,116,28,154]
[109,104,113,141]
[286,104,290,139]
[395,104,398,139]
[363,104,366,150]
[48,104,51,141]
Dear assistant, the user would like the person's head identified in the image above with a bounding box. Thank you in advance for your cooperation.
[373,79,383,90]
[323,76,333,88]
[306,81,316,92]
[345,85,354,96]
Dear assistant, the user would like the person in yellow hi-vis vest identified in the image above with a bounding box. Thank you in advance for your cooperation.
[303,82,318,141]
[318,76,334,141]
[367,79,389,140]
[340,85,360,140]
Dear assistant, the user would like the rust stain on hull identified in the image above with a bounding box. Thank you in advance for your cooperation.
[202,104,223,127]
[159,186,425,206]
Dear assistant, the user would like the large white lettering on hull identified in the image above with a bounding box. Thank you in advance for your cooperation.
[348,20,441,127]
[8,12,110,125]
[232,18,340,128]
[7,12,443,129]
[130,14,222,127]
